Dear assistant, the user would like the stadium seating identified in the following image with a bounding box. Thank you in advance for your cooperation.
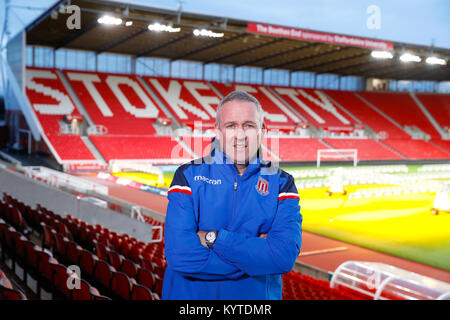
[144,77,220,130]
[63,70,165,135]
[1,194,164,300]
[381,139,449,159]
[429,139,450,154]
[25,67,96,161]
[273,86,359,130]
[1,192,412,300]
[415,93,450,130]
[264,138,331,161]
[359,92,442,139]
[0,285,27,300]
[25,67,450,162]
[89,135,187,161]
[325,89,410,139]
[282,271,373,300]
[322,138,404,160]
[212,82,300,131]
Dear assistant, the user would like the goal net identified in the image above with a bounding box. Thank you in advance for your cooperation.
[317,149,358,167]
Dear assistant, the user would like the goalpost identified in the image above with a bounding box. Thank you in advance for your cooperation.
[317,149,358,167]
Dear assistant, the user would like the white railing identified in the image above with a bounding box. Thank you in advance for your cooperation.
[330,261,450,300]
[21,165,108,195]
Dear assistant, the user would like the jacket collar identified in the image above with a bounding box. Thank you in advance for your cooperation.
[206,137,269,179]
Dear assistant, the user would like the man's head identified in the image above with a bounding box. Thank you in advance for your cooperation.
[215,91,265,166]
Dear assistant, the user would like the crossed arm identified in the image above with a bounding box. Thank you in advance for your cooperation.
[196,230,267,248]
[165,190,301,280]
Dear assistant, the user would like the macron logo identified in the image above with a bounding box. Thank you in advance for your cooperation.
[194,175,222,185]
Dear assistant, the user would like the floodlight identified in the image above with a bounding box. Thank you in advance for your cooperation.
[371,51,393,59]
[399,53,421,63]
[426,56,446,65]
[193,29,224,38]
[98,15,122,25]
[148,23,181,32]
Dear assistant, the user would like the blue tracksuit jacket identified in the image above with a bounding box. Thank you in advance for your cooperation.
[162,141,302,300]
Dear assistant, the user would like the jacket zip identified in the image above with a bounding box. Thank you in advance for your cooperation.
[230,169,239,228]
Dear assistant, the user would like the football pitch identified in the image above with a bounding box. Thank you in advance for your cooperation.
[112,164,450,271]
[289,164,450,271]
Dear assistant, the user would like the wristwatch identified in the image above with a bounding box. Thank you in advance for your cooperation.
[205,231,218,249]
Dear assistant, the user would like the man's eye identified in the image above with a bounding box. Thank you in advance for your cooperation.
[226,124,235,129]
[245,124,256,129]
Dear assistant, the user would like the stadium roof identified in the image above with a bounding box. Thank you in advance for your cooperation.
[25,0,450,81]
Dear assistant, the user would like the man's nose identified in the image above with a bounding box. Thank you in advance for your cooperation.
[235,126,246,139]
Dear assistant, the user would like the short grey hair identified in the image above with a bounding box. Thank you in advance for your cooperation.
[216,91,264,128]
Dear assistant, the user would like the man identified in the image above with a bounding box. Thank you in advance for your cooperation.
[162,91,302,300]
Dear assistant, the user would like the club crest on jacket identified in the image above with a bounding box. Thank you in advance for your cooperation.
[255,176,269,196]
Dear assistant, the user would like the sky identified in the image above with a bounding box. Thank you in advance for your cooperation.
[1,0,449,49]
[0,0,449,93]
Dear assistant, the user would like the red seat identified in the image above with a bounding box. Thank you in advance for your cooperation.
[94,259,115,290]
[79,249,97,277]
[140,257,157,272]
[38,251,57,275]
[107,250,123,271]
[71,279,95,300]
[93,239,108,261]
[54,232,68,260]
[131,284,154,300]
[23,240,41,270]
[111,271,134,300]
[9,206,25,231]
[130,246,143,264]
[56,221,71,239]
[52,263,72,298]
[67,221,79,239]
[0,286,27,300]
[0,220,8,243]
[110,233,122,251]
[96,233,110,247]
[4,226,17,253]
[120,258,138,280]
[40,222,54,250]
[66,240,82,265]
[29,208,42,230]
[136,268,155,291]
[153,273,163,297]
[119,240,132,257]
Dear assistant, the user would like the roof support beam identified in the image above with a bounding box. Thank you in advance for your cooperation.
[205,38,284,64]
[54,18,99,50]
[267,44,334,70]
[136,32,192,57]
[301,49,367,72]
[97,28,148,54]
[171,33,246,61]
[235,42,315,67]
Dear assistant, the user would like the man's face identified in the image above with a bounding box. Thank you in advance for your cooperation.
[215,100,264,165]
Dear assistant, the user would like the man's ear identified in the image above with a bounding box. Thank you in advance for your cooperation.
[214,125,221,140]
[261,122,267,136]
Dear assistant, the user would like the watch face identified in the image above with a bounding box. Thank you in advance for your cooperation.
[206,231,216,242]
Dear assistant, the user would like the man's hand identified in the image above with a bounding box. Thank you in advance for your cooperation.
[197,230,208,248]
[259,233,267,239]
